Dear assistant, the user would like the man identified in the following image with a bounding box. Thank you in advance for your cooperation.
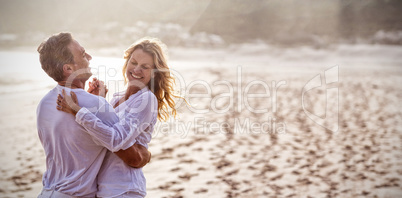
[36,32,150,197]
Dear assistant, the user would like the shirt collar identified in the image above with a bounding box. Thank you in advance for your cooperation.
[56,84,86,93]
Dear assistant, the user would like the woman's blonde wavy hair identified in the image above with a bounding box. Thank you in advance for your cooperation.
[122,37,183,121]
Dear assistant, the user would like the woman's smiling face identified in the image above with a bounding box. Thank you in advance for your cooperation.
[126,48,155,89]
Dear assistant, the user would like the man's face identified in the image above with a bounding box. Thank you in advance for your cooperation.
[67,39,92,80]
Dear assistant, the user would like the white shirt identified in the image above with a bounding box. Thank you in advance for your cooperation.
[37,85,119,197]
[75,87,158,197]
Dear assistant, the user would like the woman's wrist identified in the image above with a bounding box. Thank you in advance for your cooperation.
[72,105,81,116]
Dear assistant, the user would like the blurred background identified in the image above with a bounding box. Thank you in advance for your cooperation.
[1,0,402,51]
[0,0,402,197]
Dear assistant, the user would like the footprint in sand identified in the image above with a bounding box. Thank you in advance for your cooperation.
[206,180,215,185]
[176,153,187,158]
[194,188,208,194]
[192,147,203,151]
[225,169,239,176]
[214,158,232,169]
[197,167,206,171]
[170,167,181,172]
[179,159,195,164]
[270,174,284,181]
[158,181,179,190]
[178,173,199,181]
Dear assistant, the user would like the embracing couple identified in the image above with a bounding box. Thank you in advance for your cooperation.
[36,32,180,197]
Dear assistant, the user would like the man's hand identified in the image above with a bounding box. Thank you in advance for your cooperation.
[114,143,151,168]
[87,77,108,98]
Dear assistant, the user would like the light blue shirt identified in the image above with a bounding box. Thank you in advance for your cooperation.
[37,85,119,197]
[75,87,158,197]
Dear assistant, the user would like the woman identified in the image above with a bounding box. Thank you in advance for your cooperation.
[57,37,181,197]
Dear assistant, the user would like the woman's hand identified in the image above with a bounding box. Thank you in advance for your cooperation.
[87,77,97,94]
[87,77,108,98]
[56,89,81,116]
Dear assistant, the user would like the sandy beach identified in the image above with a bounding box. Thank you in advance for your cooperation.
[0,44,401,197]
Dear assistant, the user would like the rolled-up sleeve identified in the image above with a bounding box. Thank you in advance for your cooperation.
[75,92,158,152]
